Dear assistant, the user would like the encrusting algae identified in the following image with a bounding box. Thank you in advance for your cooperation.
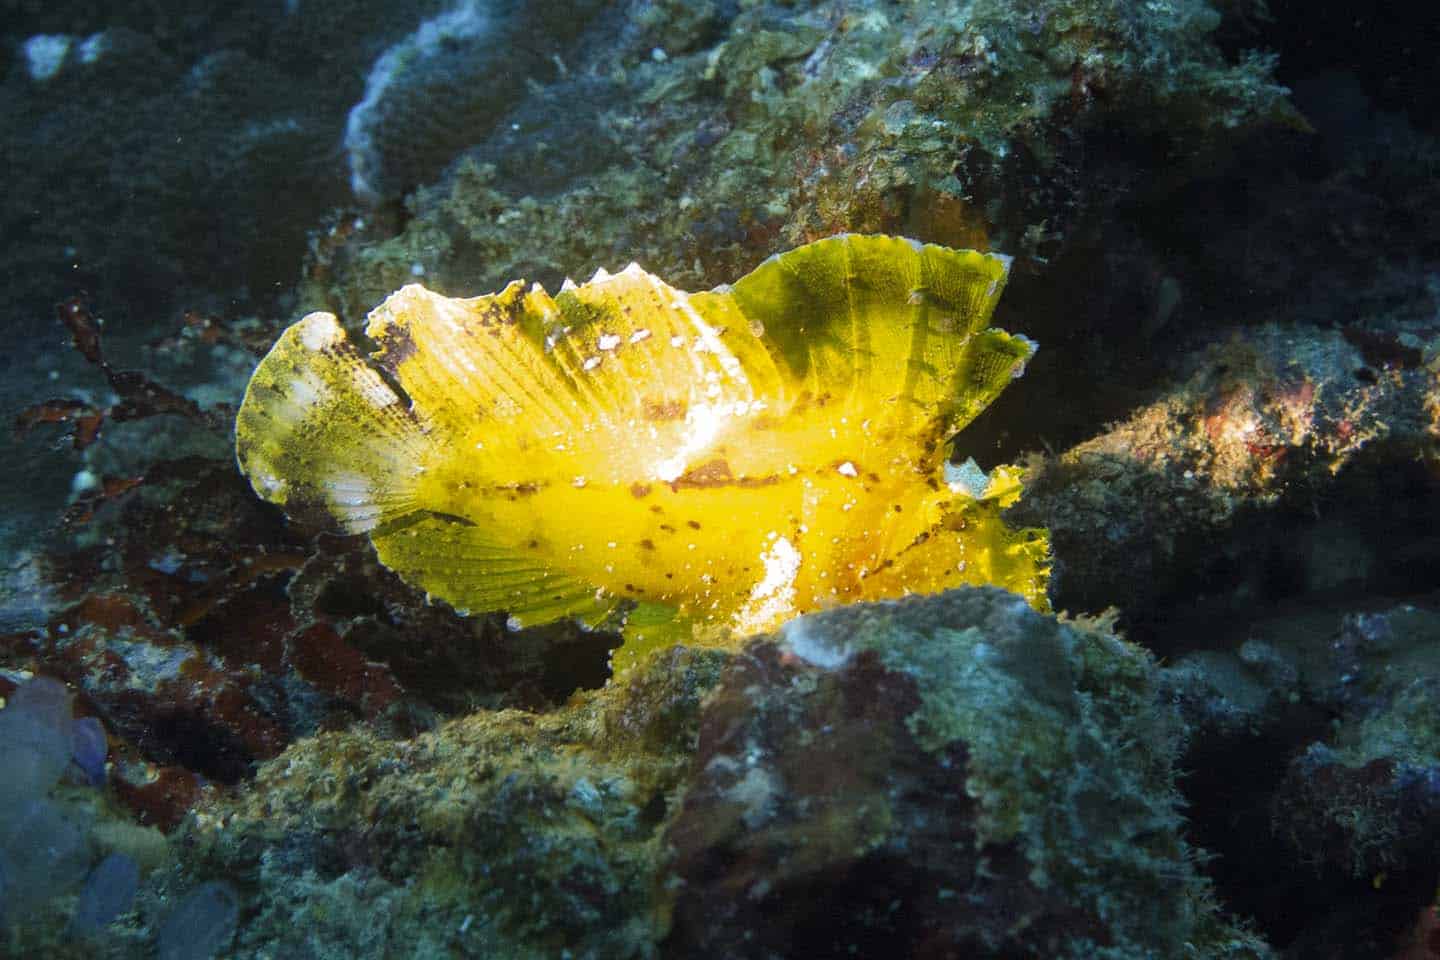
[235,234,1049,674]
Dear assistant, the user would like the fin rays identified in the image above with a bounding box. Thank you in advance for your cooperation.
[372,516,617,628]
[723,234,1026,446]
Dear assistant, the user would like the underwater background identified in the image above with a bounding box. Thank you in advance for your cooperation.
[1,0,1438,957]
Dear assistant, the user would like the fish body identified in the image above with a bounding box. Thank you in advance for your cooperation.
[236,235,1049,671]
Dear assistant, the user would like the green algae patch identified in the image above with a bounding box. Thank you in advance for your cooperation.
[170,645,728,959]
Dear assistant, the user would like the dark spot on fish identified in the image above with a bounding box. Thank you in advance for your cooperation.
[630,482,652,498]
[665,573,674,579]
[650,505,664,514]
[642,397,687,421]
[639,539,655,551]
[473,301,508,328]
[527,539,539,548]
[867,558,896,576]
[687,520,702,530]
[375,326,419,373]
[867,472,880,483]
[659,524,676,533]
[893,504,903,512]
[500,480,542,501]
[672,458,733,489]
[671,458,781,491]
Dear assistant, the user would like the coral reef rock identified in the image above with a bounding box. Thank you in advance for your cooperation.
[302,0,1295,320]
[1012,322,1440,639]
[664,587,1266,959]
[344,0,614,204]
[172,645,727,959]
[1166,602,1440,955]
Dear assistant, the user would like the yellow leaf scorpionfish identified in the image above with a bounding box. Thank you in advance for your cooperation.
[235,234,1049,674]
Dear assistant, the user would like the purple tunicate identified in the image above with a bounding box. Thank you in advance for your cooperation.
[157,881,241,960]
[0,799,91,919]
[70,716,108,787]
[0,714,70,805]
[6,676,74,730]
[70,852,140,935]
[0,679,74,805]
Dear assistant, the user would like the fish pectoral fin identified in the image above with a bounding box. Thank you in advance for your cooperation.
[371,514,620,629]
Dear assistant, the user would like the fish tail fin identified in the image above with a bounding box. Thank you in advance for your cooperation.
[235,311,435,533]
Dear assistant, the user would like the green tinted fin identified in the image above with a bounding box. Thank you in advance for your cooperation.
[613,601,699,679]
[711,233,1030,443]
[948,327,1037,434]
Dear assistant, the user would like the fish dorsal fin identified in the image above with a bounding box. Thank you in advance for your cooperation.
[538,263,790,481]
[707,234,1029,449]
[364,267,787,489]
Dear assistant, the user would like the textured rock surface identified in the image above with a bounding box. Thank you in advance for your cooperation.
[300,0,1294,322]
[343,0,615,204]
[1010,323,1440,641]
[665,589,1264,958]
[1165,603,1440,956]
[0,1,452,334]
[166,645,726,959]
[145,590,1268,959]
